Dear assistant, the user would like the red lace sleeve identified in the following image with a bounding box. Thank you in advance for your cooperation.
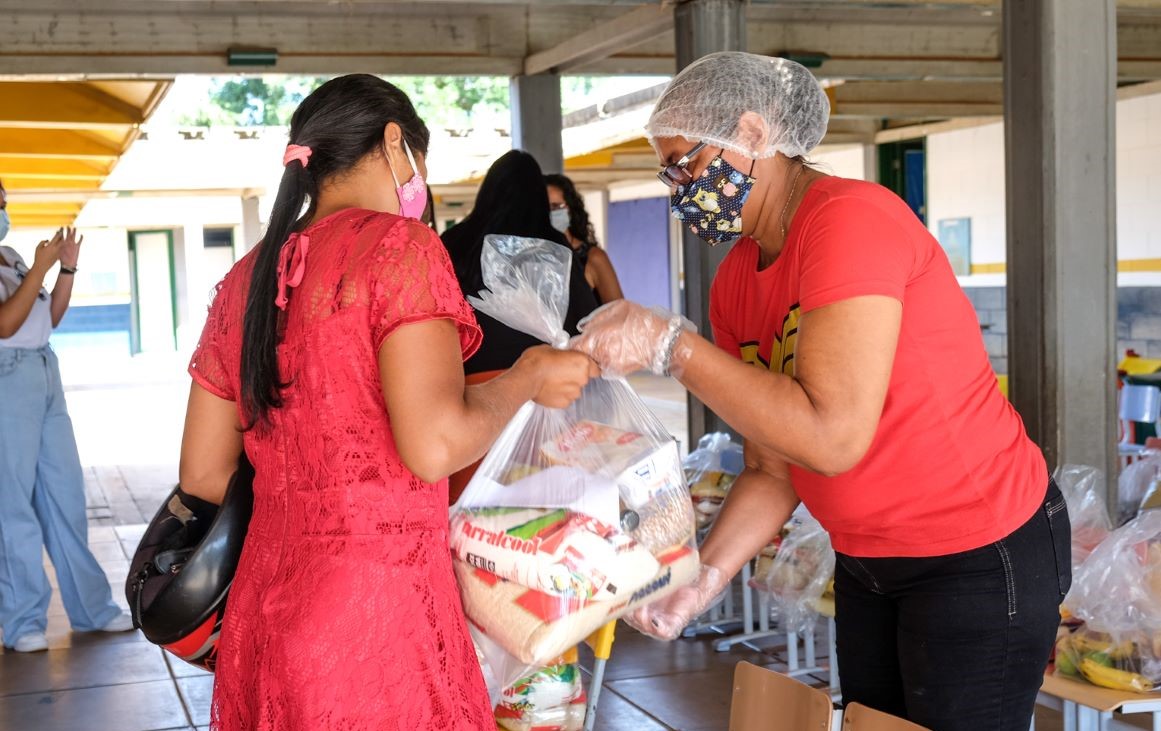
[368,219,481,359]
[189,275,239,401]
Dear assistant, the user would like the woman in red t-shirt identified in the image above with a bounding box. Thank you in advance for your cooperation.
[573,53,1069,731]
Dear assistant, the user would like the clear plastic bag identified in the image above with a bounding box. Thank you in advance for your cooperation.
[495,662,586,731]
[1057,509,1161,692]
[1119,453,1161,525]
[1056,464,1113,571]
[683,433,744,529]
[750,511,835,635]
[453,236,700,691]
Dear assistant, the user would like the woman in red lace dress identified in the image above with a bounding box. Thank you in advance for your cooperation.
[177,75,597,730]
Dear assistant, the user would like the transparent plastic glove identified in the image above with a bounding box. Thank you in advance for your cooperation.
[570,300,695,378]
[623,564,728,640]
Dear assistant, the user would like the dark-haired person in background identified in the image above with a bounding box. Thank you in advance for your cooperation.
[545,173,623,305]
[177,75,596,728]
[441,151,600,501]
[0,182,133,654]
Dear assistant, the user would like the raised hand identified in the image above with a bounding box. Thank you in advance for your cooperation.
[32,229,66,275]
[58,226,83,269]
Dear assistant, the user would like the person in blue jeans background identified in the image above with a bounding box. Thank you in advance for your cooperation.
[0,180,132,653]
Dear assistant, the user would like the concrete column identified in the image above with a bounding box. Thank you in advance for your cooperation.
[510,73,563,174]
[1003,0,1118,489]
[675,0,746,443]
[862,143,879,183]
[177,220,207,351]
[582,189,609,247]
[241,194,262,253]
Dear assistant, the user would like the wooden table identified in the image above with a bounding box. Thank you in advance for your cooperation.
[1036,672,1161,731]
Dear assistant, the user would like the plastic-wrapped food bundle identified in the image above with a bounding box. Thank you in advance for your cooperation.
[751,511,835,635]
[683,433,744,529]
[1056,510,1161,692]
[1120,453,1161,525]
[495,662,586,731]
[452,236,700,689]
[1057,465,1113,570]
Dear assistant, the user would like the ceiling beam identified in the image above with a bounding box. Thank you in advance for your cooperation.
[0,54,526,77]
[4,4,1161,81]
[0,82,143,129]
[7,187,267,203]
[874,116,1001,143]
[0,130,122,160]
[523,4,672,76]
[0,157,111,178]
[829,80,1004,119]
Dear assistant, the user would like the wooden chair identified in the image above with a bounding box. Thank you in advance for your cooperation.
[729,661,834,731]
[841,702,930,730]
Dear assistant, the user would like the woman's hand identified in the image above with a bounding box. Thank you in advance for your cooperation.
[570,300,694,377]
[58,227,83,270]
[31,229,65,275]
[624,564,730,640]
[513,345,600,409]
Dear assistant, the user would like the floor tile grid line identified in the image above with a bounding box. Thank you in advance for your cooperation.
[0,674,179,701]
[163,653,199,729]
[581,679,680,731]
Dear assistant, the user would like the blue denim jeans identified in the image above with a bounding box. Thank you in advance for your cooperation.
[0,345,120,644]
[834,477,1070,731]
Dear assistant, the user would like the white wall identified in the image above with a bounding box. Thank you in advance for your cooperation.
[1117,92,1161,266]
[0,226,131,306]
[926,90,1161,287]
[926,122,1006,286]
[810,144,869,180]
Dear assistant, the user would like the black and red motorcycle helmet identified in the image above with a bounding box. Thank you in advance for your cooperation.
[126,456,253,671]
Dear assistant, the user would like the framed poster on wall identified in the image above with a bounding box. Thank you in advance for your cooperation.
[937,217,972,276]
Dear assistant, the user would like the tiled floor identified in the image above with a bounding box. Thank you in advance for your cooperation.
[0,367,1144,730]
[0,463,1101,731]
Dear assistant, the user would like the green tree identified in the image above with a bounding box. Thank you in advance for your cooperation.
[172,74,647,129]
[186,77,327,126]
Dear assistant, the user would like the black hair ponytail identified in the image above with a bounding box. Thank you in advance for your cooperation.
[240,74,430,428]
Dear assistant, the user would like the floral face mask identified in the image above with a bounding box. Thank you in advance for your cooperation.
[669,155,756,247]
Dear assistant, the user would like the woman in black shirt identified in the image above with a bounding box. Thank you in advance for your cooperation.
[440,151,599,500]
[442,150,599,375]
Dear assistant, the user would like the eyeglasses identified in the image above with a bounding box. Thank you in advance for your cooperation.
[657,141,707,190]
[549,202,568,212]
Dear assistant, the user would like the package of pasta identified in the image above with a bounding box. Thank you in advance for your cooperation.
[452,235,699,687]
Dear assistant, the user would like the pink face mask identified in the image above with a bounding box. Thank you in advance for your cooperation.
[390,140,428,221]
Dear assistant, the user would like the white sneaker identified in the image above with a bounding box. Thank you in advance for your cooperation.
[99,612,134,633]
[11,632,48,653]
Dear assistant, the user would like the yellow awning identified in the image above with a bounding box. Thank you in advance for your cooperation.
[0,79,171,229]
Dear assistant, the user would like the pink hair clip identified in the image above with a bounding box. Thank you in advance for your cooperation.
[283,144,312,168]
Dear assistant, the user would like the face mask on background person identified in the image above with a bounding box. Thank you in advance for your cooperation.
[549,207,571,235]
[0,209,10,242]
[389,140,428,221]
[669,154,756,247]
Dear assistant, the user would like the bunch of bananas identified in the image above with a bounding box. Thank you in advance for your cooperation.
[1056,629,1157,693]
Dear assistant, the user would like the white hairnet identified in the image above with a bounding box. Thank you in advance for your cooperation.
[646,52,830,159]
